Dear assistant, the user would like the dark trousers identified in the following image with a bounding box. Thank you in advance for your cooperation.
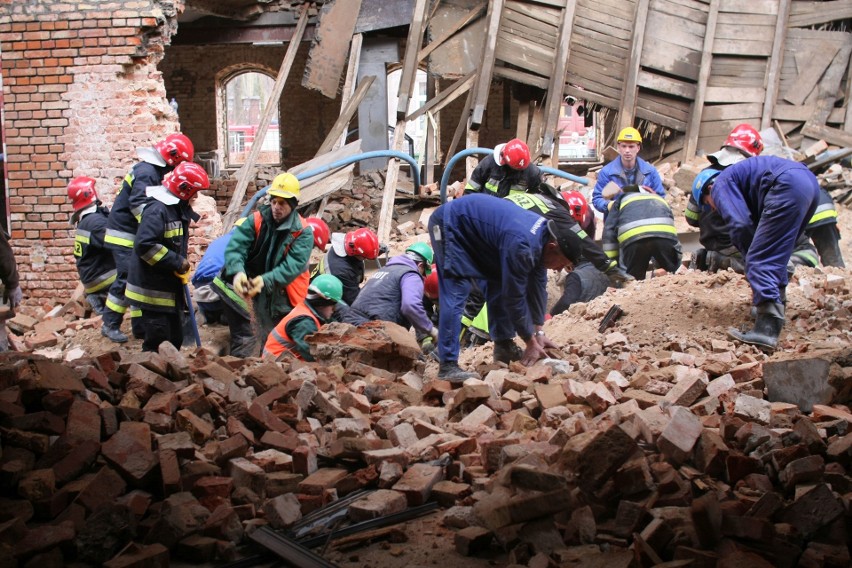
[550,263,609,316]
[808,224,845,268]
[104,246,145,338]
[220,300,259,358]
[621,238,683,280]
[140,310,183,352]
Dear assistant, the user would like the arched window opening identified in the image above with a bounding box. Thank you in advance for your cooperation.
[224,71,281,167]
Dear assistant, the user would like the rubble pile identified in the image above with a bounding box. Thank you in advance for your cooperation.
[1,269,852,566]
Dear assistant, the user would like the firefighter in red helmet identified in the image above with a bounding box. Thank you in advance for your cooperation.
[464,138,544,198]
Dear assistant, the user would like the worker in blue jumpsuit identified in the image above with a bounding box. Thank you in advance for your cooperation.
[696,156,819,352]
[428,194,581,382]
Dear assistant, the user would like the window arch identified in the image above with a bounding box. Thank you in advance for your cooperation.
[220,69,281,168]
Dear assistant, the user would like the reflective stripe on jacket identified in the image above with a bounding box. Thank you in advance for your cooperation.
[263,301,320,360]
[807,189,838,229]
[105,161,170,249]
[75,207,117,293]
[602,192,678,260]
[464,154,542,197]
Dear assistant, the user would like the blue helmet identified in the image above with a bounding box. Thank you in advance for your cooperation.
[692,168,721,206]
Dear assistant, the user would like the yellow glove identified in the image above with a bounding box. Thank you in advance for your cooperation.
[174,270,191,285]
[248,276,265,297]
[233,272,249,296]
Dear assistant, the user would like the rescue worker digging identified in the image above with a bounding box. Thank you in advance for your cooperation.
[103,133,194,343]
[311,227,380,306]
[125,162,209,352]
[213,173,313,357]
[66,177,116,316]
[464,138,543,198]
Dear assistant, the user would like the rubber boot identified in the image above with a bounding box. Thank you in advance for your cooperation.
[438,361,480,384]
[750,287,786,320]
[728,302,784,353]
[493,339,523,365]
[101,323,128,343]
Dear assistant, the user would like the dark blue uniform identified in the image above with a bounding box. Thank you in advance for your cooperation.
[710,156,819,305]
[428,195,554,364]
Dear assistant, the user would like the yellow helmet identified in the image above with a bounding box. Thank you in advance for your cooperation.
[617,127,642,143]
[268,172,300,200]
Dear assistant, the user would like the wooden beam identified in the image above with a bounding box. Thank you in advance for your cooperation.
[405,71,475,122]
[418,4,485,62]
[446,85,475,167]
[396,0,429,121]
[303,0,362,99]
[760,0,791,130]
[845,47,852,131]
[330,33,363,153]
[539,0,577,158]
[685,0,719,159]
[315,76,375,156]
[619,0,651,131]
[470,0,504,129]
[802,123,852,147]
[803,44,852,146]
[377,124,409,243]
[222,5,309,232]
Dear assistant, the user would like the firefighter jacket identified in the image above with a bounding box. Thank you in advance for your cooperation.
[464,154,543,198]
[807,188,839,230]
[602,190,678,261]
[105,161,171,250]
[126,199,196,313]
[685,193,736,253]
[310,233,365,306]
[343,256,433,334]
[504,193,613,272]
[221,204,313,325]
[74,206,117,294]
[0,229,19,292]
[263,300,328,361]
[592,156,665,214]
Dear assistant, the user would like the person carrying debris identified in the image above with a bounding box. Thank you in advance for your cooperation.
[342,242,438,346]
[263,274,344,361]
[805,187,845,268]
[686,124,763,274]
[126,162,209,352]
[591,127,665,215]
[428,194,582,382]
[0,228,22,352]
[103,133,195,343]
[310,227,380,306]
[66,177,116,316]
[694,155,820,352]
[213,173,313,357]
[464,138,543,198]
[602,184,682,280]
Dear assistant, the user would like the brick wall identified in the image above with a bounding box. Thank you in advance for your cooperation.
[0,0,183,299]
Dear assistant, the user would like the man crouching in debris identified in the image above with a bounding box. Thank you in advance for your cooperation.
[428,194,582,383]
[694,155,819,352]
[126,163,209,352]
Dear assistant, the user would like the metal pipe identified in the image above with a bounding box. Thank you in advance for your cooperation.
[241,150,422,218]
[439,148,590,203]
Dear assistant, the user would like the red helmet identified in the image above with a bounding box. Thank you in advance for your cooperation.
[561,190,589,224]
[498,138,531,170]
[155,133,194,167]
[724,124,763,158]
[164,162,209,201]
[67,177,99,211]
[344,228,380,260]
[305,217,330,250]
[423,268,439,300]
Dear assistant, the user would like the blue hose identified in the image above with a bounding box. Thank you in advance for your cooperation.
[241,150,421,218]
[439,148,590,203]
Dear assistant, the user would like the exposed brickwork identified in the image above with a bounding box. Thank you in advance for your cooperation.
[0,0,184,298]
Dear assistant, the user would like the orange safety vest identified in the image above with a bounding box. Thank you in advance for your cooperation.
[252,211,309,307]
[263,301,319,360]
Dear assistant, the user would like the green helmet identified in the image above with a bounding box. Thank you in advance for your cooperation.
[406,242,434,273]
[308,274,343,304]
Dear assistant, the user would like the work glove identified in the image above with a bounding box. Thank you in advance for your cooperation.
[605,264,634,288]
[248,276,265,297]
[3,286,22,309]
[174,270,191,286]
[420,336,436,354]
[233,272,249,296]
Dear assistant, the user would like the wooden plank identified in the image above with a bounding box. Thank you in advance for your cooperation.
[406,72,475,122]
[221,5,309,231]
[565,87,621,111]
[706,86,765,103]
[377,124,408,243]
[652,0,709,21]
[517,100,531,141]
[506,0,563,22]
[298,166,356,206]
[685,0,718,160]
[501,12,558,48]
[620,0,650,130]
[573,15,633,40]
[496,30,557,62]
[634,105,688,131]
[303,0,363,98]
[700,119,756,137]
[291,141,361,184]
[782,42,838,106]
[845,46,852,131]
[789,0,852,28]
[503,5,560,37]
[315,76,375,156]
[494,66,550,89]
[712,38,774,57]
[804,44,852,135]
[541,0,577,157]
[527,99,546,155]
[329,33,362,153]
[567,60,628,90]
[572,30,631,59]
[572,40,628,63]
[471,0,503,129]
[396,0,429,120]
[637,70,697,99]
[716,12,776,25]
[646,11,707,45]
[802,123,852,147]
[714,22,775,40]
[419,4,485,62]
[495,44,552,78]
[446,85,475,166]
[642,37,701,80]
[578,0,636,19]
[355,0,415,33]
[719,0,777,15]
[701,102,763,121]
